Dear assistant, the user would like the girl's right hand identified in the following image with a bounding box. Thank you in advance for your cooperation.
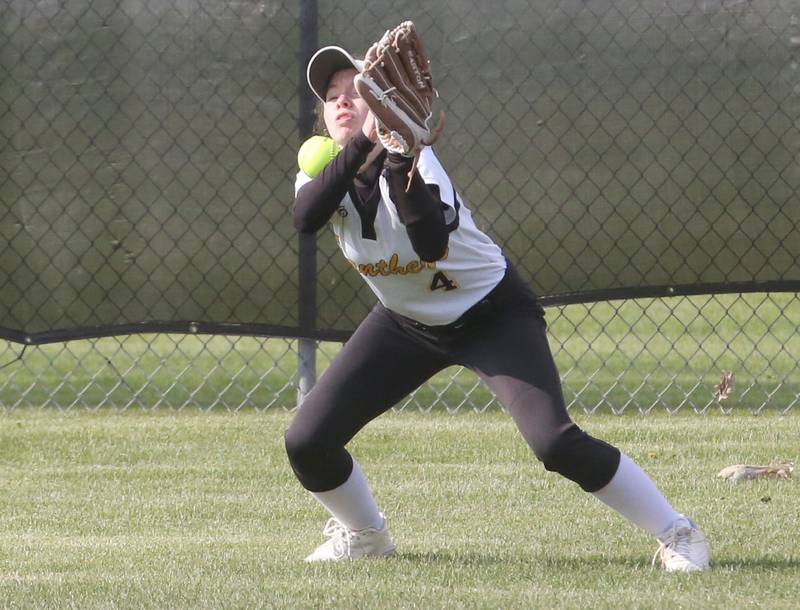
[357,111,384,174]
[362,110,378,142]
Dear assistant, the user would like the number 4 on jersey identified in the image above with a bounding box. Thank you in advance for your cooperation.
[430,270,458,291]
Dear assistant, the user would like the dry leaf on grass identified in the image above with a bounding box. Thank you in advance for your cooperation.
[716,462,794,482]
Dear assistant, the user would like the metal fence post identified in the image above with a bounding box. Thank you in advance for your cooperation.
[297,337,316,405]
[297,0,319,406]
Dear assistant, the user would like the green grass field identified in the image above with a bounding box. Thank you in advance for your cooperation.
[1,409,798,609]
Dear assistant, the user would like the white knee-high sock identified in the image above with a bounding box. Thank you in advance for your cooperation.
[310,459,384,531]
[592,453,681,537]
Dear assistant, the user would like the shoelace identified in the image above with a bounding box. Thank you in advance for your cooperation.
[321,518,356,559]
[651,524,691,567]
[652,539,669,567]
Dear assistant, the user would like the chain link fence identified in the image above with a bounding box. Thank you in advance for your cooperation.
[1,0,798,413]
[0,292,797,414]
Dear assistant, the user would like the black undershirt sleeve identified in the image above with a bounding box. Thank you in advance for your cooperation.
[293,132,375,233]
[385,152,449,262]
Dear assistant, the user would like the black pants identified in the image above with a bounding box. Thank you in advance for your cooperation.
[284,265,621,493]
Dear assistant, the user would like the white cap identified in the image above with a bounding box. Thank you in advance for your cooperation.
[306,46,364,102]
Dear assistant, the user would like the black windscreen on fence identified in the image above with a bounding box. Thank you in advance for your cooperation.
[1,0,798,344]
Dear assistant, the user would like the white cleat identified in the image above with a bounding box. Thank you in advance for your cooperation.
[653,515,711,572]
[304,514,396,562]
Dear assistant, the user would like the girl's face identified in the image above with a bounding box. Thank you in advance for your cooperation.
[323,68,370,147]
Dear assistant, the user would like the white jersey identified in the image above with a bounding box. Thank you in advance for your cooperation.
[294,147,506,326]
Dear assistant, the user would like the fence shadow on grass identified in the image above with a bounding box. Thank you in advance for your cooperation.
[711,557,800,572]
[395,551,800,572]
[395,550,646,570]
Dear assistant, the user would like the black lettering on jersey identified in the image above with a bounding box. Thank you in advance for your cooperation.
[430,270,458,291]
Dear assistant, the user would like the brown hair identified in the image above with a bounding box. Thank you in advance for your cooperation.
[314,101,328,136]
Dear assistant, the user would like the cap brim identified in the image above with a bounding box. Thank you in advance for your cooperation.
[306,46,364,102]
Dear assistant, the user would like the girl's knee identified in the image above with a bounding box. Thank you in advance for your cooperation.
[531,424,620,492]
[532,423,582,469]
[284,424,326,471]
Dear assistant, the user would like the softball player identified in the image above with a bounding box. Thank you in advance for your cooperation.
[286,45,710,571]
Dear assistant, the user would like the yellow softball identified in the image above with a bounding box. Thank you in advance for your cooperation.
[297,135,340,178]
